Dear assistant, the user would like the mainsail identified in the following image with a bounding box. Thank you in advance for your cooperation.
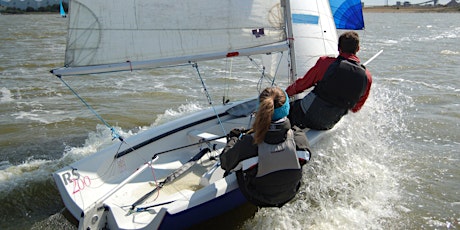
[329,0,365,30]
[52,0,288,76]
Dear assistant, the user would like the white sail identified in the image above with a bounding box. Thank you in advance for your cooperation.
[55,0,288,76]
[263,0,338,81]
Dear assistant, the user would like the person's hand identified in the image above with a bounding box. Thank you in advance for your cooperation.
[226,128,245,140]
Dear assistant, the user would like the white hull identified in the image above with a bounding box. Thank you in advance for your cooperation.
[53,98,328,229]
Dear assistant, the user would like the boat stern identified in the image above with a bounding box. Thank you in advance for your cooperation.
[53,166,85,219]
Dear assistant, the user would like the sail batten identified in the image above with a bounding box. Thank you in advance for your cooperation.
[60,0,286,75]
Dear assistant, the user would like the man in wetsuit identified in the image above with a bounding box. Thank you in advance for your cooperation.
[286,31,372,130]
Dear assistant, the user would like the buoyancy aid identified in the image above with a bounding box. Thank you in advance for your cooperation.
[235,128,309,207]
[313,56,368,109]
[240,130,310,175]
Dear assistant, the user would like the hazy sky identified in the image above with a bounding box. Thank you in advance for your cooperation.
[362,0,451,6]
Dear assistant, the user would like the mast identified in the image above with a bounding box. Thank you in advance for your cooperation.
[284,0,297,84]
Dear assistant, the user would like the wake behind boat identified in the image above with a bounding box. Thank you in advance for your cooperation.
[51,0,365,229]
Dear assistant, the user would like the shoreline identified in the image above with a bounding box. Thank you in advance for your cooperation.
[2,6,460,15]
[363,6,460,13]
[0,5,460,15]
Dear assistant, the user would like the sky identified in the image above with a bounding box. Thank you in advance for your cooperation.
[362,0,453,6]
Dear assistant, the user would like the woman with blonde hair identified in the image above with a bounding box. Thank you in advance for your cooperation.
[220,87,311,207]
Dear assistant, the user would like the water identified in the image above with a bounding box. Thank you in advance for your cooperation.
[1,13,459,229]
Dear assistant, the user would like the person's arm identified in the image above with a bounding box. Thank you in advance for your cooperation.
[292,126,311,152]
[292,126,312,166]
[220,136,239,171]
[285,57,333,97]
[351,69,372,112]
[219,135,256,173]
[285,65,319,97]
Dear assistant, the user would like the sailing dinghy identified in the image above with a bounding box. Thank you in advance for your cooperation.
[51,0,364,229]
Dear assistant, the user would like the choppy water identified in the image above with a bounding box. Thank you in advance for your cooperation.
[0,13,459,229]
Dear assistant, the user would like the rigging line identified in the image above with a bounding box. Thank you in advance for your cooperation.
[270,51,285,86]
[147,161,160,201]
[151,134,226,159]
[255,65,278,93]
[247,56,278,93]
[70,142,125,183]
[80,135,149,182]
[229,58,233,100]
[56,76,141,161]
[247,56,265,93]
[257,74,264,93]
[192,63,227,135]
[56,75,126,143]
[223,58,232,104]
[127,148,211,214]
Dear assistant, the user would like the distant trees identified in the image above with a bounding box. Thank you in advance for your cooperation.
[2,7,25,14]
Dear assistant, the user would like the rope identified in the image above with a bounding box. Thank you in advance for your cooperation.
[272,52,284,85]
[247,56,278,94]
[223,58,233,105]
[56,75,124,142]
[192,63,227,135]
[127,60,133,72]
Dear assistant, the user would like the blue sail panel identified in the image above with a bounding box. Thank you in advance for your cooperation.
[60,0,66,17]
[329,0,364,30]
[292,14,319,25]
